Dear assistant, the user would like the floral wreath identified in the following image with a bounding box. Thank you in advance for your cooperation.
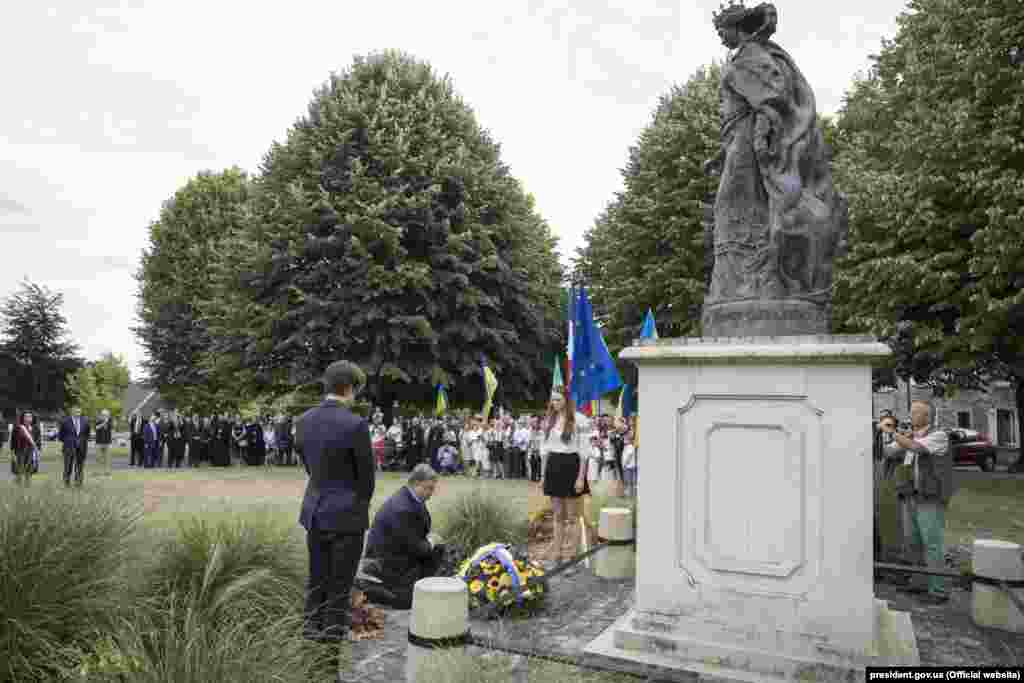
[456,542,545,611]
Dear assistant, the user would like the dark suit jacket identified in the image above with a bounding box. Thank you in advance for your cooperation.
[143,422,161,452]
[94,417,113,445]
[297,399,375,533]
[364,486,433,579]
[58,416,90,454]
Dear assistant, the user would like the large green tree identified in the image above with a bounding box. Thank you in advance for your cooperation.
[574,63,721,358]
[65,352,132,419]
[0,279,81,412]
[134,168,253,413]
[832,0,1024,462]
[205,51,564,419]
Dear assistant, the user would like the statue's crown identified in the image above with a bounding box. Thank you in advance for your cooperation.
[713,0,747,27]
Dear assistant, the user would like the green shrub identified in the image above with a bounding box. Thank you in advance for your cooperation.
[0,483,140,682]
[76,585,335,683]
[438,487,529,560]
[143,515,305,625]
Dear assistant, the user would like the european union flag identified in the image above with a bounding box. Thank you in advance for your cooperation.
[571,285,622,406]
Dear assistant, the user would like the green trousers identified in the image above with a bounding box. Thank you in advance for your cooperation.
[909,498,947,596]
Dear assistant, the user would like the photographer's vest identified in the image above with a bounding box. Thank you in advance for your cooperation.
[914,427,953,505]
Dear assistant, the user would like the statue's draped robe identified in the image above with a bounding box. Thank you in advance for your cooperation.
[710,38,847,304]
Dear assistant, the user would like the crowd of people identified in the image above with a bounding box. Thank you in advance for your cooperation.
[366,408,638,494]
[4,402,640,494]
[124,412,296,469]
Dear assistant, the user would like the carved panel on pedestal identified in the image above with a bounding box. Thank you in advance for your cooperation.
[677,394,824,597]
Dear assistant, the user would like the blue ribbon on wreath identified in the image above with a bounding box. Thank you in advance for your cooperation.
[463,543,526,606]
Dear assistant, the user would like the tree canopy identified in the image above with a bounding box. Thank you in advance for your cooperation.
[573,63,721,356]
[0,279,81,413]
[65,352,132,419]
[832,4,1024,359]
[831,0,1024,456]
[134,167,253,413]
[133,52,566,417]
[202,51,564,413]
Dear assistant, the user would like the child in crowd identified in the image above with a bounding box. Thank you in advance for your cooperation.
[437,441,459,474]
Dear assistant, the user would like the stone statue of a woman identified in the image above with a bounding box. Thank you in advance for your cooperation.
[702,1,848,337]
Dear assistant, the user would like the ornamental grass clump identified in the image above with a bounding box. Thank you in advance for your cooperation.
[0,483,140,683]
[143,514,305,626]
[75,582,336,683]
[437,487,529,560]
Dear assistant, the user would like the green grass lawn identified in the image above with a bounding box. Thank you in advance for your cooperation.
[878,476,1024,557]
[17,458,529,552]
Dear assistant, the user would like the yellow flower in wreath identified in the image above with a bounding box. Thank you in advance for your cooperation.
[469,579,484,594]
[487,577,501,590]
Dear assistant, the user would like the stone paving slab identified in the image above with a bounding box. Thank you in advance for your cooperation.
[336,574,1024,683]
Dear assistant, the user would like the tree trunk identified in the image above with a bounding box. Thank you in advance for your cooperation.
[1011,376,1024,472]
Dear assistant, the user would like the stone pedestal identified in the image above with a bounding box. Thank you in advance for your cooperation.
[405,577,469,683]
[972,539,1024,633]
[595,507,636,580]
[585,335,920,681]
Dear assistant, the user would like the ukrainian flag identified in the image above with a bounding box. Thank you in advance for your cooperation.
[435,384,448,417]
[481,358,498,419]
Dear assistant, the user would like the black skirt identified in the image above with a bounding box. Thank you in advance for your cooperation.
[543,452,589,498]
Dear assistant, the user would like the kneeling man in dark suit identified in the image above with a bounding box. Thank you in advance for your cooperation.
[361,464,444,609]
[297,360,375,643]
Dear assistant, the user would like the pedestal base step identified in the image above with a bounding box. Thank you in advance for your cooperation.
[583,600,918,683]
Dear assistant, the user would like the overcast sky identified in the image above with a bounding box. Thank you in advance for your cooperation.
[1,0,900,382]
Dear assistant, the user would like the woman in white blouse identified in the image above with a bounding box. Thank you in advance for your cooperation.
[463,415,489,477]
[540,390,591,563]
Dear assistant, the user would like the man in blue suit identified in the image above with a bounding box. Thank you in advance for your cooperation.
[362,464,444,609]
[143,413,162,468]
[58,405,90,487]
[297,360,375,643]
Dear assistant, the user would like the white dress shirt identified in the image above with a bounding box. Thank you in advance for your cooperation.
[538,413,591,457]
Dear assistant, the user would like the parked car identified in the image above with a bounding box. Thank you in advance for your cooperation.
[948,428,998,472]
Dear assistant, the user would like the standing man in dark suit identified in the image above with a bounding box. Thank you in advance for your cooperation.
[297,360,375,644]
[143,413,161,468]
[58,405,90,487]
[129,412,144,466]
[94,409,113,477]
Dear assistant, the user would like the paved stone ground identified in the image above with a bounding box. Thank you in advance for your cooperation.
[336,569,1024,683]
[337,563,632,683]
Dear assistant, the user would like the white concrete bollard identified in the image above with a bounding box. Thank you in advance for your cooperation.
[595,507,635,579]
[971,539,1024,633]
[405,577,470,683]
